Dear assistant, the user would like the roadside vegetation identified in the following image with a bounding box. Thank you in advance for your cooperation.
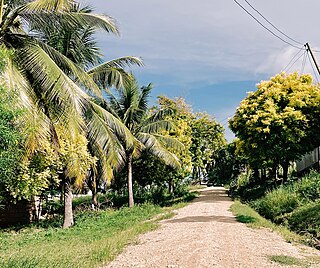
[224,73,320,248]
[0,198,196,268]
[231,201,320,266]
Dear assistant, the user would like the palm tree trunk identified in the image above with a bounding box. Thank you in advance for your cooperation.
[127,153,134,208]
[91,175,98,209]
[0,0,4,24]
[63,178,74,228]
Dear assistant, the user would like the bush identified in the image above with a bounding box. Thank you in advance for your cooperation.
[230,171,270,201]
[252,185,300,222]
[249,171,320,243]
[294,171,320,202]
[287,200,320,240]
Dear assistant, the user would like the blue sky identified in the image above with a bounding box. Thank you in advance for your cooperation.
[81,0,320,141]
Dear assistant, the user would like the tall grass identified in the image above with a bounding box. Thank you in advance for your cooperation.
[250,171,320,245]
[251,185,300,222]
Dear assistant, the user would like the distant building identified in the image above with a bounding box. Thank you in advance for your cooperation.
[296,147,320,174]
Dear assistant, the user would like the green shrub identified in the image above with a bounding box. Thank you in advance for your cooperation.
[252,185,300,222]
[287,201,320,240]
[294,171,320,202]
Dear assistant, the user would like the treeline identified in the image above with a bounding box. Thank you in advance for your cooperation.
[0,1,226,228]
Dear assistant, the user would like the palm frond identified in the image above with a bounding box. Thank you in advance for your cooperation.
[149,133,185,152]
[147,108,175,122]
[87,101,137,152]
[20,0,74,12]
[34,38,102,97]
[16,42,87,126]
[19,8,119,39]
[139,120,174,134]
[88,56,143,70]
[90,139,123,183]
[0,54,51,156]
[137,133,180,168]
[87,56,143,89]
[74,12,119,34]
[137,83,152,112]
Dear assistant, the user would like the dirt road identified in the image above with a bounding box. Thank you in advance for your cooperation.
[107,187,320,268]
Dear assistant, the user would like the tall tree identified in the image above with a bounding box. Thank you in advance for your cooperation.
[30,2,144,210]
[156,96,193,192]
[105,79,182,207]
[229,72,320,182]
[190,113,226,182]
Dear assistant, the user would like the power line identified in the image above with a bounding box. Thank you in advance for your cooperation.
[306,51,319,83]
[282,48,305,72]
[233,0,303,49]
[284,49,306,73]
[305,43,320,76]
[243,0,303,46]
[300,50,307,74]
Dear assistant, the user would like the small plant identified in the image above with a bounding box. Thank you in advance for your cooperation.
[269,255,305,266]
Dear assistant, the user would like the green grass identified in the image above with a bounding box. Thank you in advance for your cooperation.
[231,201,320,266]
[269,255,306,266]
[230,200,303,244]
[0,202,186,268]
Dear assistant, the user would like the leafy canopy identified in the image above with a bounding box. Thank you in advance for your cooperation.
[230,72,320,170]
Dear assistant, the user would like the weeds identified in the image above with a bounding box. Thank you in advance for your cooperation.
[269,255,306,266]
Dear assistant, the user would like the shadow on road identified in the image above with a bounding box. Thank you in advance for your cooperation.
[164,215,236,224]
[191,187,231,204]
[163,187,237,224]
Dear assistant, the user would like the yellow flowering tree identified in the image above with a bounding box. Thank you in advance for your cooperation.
[229,72,320,182]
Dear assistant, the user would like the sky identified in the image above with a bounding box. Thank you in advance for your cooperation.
[81,0,320,141]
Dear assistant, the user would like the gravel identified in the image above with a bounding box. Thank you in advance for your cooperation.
[106,187,320,268]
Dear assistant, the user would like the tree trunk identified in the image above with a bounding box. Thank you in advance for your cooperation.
[60,181,64,205]
[88,169,98,210]
[127,153,134,208]
[91,176,98,210]
[271,164,278,179]
[282,161,289,184]
[63,178,74,228]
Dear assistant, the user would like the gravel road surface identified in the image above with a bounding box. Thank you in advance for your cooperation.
[106,187,320,268]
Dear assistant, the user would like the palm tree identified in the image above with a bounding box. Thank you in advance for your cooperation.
[105,79,183,207]
[32,3,145,209]
[0,0,139,227]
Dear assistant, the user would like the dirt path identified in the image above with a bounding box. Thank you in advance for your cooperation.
[106,187,320,268]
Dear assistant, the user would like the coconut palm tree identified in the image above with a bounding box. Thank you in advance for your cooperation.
[104,79,183,207]
[0,0,139,227]
[29,2,144,210]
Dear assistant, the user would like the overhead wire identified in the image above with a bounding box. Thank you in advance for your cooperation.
[282,48,305,72]
[284,49,306,73]
[233,0,304,50]
[243,0,303,46]
[233,0,320,81]
[306,52,320,84]
[300,50,307,74]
